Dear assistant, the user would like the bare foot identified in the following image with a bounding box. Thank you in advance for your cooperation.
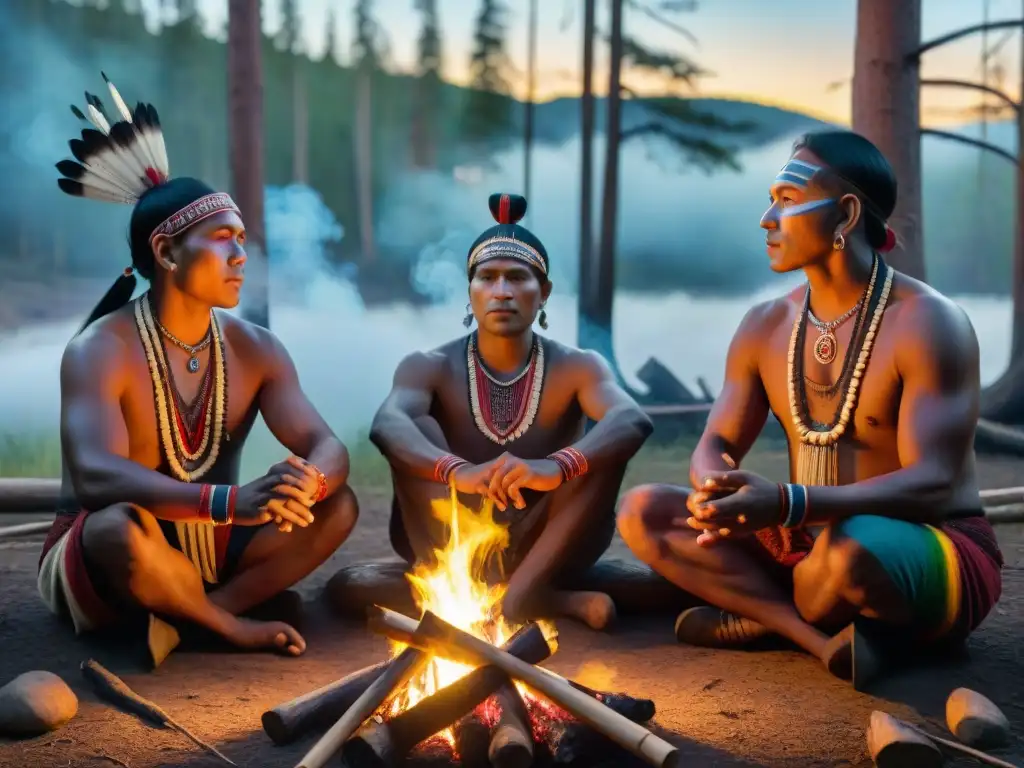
[223,617,306,656]
[551,590,617,631]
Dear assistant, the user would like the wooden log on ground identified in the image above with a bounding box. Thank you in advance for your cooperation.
[341,623,553,768]
[488,683,533,768]
[324,560,417,619]
[0,521,51,541]
[980,487,1024,506]
[986,504,1024,525]
[0,479,61,514]
[261,660,391,745]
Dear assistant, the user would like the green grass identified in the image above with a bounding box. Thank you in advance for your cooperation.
[0,427,704,494]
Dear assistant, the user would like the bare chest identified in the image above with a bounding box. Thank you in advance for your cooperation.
[760,314,903,452]
[433,359,585,462]
[119,337,262,470]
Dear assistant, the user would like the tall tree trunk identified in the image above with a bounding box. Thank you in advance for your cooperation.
[851,0,925,281]
[228,0,268,327]
[354,67,376,263]
[292,65,308,184]
[523,0,537,199]
[586,0,623,370]
[577,0,596,345]
[1013,17,1024,362]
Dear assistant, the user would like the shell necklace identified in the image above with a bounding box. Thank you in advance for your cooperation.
[787,254,893,486]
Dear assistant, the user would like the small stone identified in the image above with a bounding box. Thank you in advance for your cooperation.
[946,687,1011,749]
[0,671,78,737]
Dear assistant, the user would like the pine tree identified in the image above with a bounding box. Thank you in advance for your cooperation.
[411,0,442,168]
[277,0,301,54]
[461,0,510,149]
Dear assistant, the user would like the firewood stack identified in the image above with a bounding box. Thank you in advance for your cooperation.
[261,607,677,768]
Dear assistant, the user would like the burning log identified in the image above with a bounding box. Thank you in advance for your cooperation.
[261,660,391,745]
[453,707,490,767]
[341,623,552,768]
[556,676,655,724]
[488,683,533,768]
[295,647,428,768]
[369,607,679,768]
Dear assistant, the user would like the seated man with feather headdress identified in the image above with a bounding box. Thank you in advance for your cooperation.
[38,75,358,665]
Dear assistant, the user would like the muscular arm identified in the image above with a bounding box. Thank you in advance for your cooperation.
[564,351,653,469]
[368,352,451,480]
[257,329,349,495]
[804,296,980,524]
[689,305,772,488]
[60,332,206,520]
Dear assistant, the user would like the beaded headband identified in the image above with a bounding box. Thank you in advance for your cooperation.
[468,236,548,276]
[148,193,240,244]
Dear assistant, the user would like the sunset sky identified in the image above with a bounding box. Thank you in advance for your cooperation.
[152,0,1023,126]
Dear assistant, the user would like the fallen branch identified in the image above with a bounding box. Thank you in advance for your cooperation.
[0,521,51,540]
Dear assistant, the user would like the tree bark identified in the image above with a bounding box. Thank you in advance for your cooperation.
[577,0,596,346]
[354,66,376,263]
[227,0,268,327]
[583,0,623,368]
[851,0,926,282]
[1012,18,1024,362]
[292,64,308,184]
[523,0,537,201]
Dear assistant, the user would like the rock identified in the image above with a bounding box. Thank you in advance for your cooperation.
[946,687,1011,749]
[866,711,944,768]
[0,671,78,737]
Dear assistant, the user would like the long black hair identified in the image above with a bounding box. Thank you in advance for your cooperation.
[792,130,897,251]
[77,177,218,334]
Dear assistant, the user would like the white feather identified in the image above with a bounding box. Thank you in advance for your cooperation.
[86,104,110,134]
[87,142,148,196]
[106,79,134,123]
[73,157,136,196]
[68,167,138,201]
[137,124,169,179]
[72,183,136,204]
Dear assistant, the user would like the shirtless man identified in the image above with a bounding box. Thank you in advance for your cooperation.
[617,130,1003,687]
[39,79,358,663]
[369,193,653,629]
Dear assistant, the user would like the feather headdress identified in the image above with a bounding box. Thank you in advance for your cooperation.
[57,73,171,205]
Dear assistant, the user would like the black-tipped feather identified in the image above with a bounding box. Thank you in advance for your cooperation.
[56,159,86,179]
[70,105,87,122]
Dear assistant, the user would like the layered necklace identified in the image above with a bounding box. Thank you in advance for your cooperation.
[135,294,228,583]
[467,333,545,445]
[787,254,893,486]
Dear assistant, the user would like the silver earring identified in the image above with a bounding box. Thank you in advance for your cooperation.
[462,303,473,328]
[833,233,846,251]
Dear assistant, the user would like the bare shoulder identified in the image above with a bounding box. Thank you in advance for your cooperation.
[887,272,979,371]
[727,291,794,365]
[543,337,613,381]
[391,340,460,387]
[215,311,293,371]
[60,305,136,387]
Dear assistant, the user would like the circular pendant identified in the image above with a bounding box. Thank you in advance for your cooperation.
[813,332,838,365]
[187,356,200,373]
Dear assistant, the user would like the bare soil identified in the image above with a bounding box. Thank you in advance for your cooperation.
[1,449,1023,768]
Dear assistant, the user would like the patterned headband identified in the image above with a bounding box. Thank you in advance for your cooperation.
[148,192,241,244]
[468,236,547,276]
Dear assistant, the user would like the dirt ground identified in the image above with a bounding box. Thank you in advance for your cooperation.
[1,449,1023,768]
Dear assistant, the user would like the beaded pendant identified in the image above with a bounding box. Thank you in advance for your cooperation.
[467,334,545,445]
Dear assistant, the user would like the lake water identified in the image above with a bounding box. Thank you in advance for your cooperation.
[0,284,1011,445]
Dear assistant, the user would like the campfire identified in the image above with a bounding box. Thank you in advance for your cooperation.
[262,487,678,768]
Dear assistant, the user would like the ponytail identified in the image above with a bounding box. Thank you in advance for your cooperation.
[75,267,138,337]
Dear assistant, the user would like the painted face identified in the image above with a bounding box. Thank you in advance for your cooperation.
[760,151,839,273]
[166,210,248,308]
[469,258,550,338]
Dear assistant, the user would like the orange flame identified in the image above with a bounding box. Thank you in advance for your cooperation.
[385,483,554,743]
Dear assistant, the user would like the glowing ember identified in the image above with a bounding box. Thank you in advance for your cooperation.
[385,484,556,744]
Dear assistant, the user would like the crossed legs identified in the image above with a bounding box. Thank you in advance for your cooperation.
[81,486,358,655]
[616,483,913,662]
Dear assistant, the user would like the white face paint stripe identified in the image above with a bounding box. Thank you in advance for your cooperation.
[774,159,822,187]
[779,198,835,218]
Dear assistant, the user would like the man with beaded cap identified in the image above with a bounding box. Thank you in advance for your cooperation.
[617,130,1003,687]
[369,193,653,630]
[37,75,359,664]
